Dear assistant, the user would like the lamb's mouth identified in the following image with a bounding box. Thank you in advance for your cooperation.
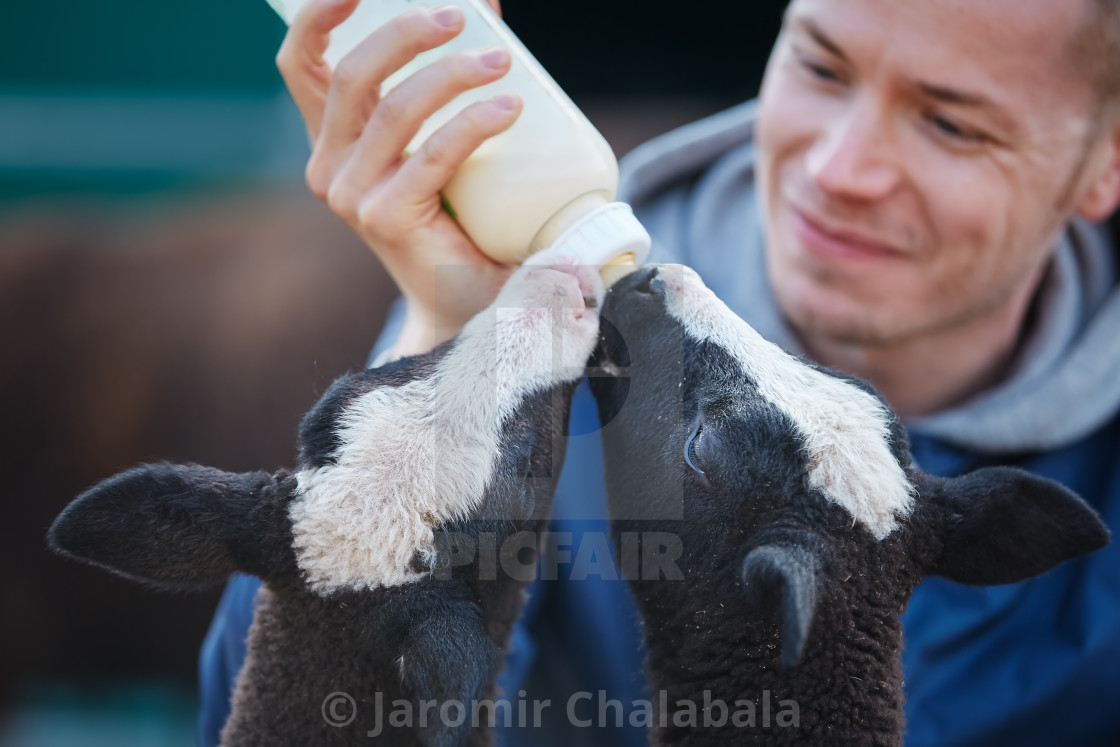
[528,263,600,314]
[586,316,631,428]
[588,313,630,377]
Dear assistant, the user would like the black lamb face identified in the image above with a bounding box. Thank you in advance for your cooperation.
[47,249,606,746]
[50,247,606,596]
[289,249,606,592]
[591,264,1108,669]
[592,264,913,540]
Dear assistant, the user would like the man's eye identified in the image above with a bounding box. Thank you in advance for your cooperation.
[792,50,844,85]
[804,61,840,82]
[928,113,986,144]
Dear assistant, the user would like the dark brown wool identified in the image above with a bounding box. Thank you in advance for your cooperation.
[49,341,578,747]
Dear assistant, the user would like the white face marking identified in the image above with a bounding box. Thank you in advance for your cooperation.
[289,250,604,593]
[660,265,913,540]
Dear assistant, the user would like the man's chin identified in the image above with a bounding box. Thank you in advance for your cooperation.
[777,292,906,349]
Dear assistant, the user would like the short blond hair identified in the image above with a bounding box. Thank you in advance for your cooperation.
[1071,0,1120,120]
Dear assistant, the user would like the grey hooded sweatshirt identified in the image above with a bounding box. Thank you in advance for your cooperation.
[618,100,1120,454]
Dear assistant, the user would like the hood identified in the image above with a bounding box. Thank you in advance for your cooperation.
[617,100,1120,454]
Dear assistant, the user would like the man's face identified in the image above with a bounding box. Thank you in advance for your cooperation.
[756,0,1102,347]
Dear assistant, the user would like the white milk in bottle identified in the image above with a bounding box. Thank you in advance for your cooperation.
[266,0,650,280]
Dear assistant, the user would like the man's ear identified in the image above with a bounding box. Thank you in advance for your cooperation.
[1075,118,1120,222]
[48,463,290,591]
[925,467,1109,586]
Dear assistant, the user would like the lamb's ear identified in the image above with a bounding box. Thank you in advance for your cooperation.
[925,466,1110,586]
[47,463,288,591]
[740,541,823,668]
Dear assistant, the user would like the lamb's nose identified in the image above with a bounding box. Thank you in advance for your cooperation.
[631,266,662,295]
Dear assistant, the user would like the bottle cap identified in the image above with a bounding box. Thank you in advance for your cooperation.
[528,202,651,270]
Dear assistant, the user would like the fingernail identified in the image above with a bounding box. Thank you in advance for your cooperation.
[479,47,510,70]
[493,94,519,111]
[430,6,462,29]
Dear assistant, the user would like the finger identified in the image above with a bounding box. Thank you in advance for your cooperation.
[484,0,502,16]
[317,6,466,155]
[276,0,361,141]
[282,0,359,66]
[345,47,514,184]
[391,93,523,203]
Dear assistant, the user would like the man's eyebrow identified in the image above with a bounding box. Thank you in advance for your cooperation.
[917,83,995,109]
[794,14,1012,125]
[795,17,849,62]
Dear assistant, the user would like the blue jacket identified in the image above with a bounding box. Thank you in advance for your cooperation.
[199,102,1120,745]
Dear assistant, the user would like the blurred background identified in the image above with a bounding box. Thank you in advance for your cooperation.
[0,1,785,744]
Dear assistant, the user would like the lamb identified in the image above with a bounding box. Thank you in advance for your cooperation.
[47,249,605,747]
[588,264,1110,746]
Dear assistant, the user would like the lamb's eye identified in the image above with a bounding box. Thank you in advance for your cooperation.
[685,421,706,477]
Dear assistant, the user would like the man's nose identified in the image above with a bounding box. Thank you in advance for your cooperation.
[805,100,901,201]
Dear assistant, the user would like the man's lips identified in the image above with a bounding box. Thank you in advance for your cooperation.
[790,206,906,261]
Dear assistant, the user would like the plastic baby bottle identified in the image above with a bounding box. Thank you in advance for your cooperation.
[266,0,651,280]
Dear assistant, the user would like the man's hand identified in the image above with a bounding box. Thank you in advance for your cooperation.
[276,0,519,357]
